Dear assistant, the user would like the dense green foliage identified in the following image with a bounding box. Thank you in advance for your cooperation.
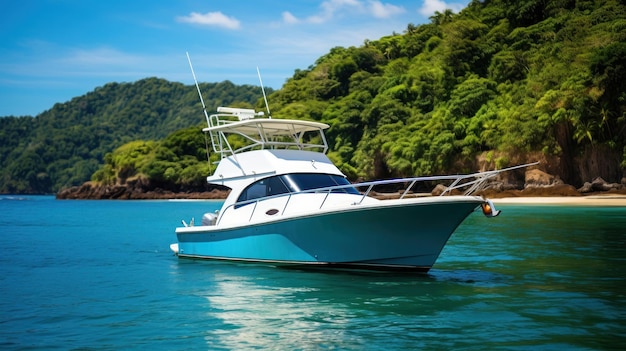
[2,0,625,194]
[91,126,212,190]
[0,79,267,193]
[267,0,626,184]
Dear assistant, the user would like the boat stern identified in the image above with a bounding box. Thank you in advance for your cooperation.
[170,243,179,255]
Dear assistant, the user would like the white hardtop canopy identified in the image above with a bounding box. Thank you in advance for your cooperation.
[203,118,329,140]
[203,107,330,158]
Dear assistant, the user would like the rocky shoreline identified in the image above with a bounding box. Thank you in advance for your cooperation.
[55,169,626,200]
[478,169,626,198]
[56,179,230,200]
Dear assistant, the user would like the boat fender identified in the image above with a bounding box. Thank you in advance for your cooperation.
[481,200,501,217]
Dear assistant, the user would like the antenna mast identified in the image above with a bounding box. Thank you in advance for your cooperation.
[186,52,210,126]
[256,66,271,119]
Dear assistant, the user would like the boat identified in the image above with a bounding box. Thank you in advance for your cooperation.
[170,105,534,272]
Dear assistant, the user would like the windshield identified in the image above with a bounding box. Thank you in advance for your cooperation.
[282,174,359,194]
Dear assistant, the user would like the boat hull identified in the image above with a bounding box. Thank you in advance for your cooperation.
[174,197,483,272]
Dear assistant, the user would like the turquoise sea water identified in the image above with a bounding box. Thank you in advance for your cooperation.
[0,196,624,350]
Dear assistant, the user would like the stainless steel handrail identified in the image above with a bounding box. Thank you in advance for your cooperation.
[214,162,537,225]
[206,113,329,157]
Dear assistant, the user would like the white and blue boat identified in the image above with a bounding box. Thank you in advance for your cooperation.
[171,106,527,272]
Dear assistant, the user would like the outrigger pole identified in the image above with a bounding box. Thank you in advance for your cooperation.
[186,52,210,127]
[186,52,212,172]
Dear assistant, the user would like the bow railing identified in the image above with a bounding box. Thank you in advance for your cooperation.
[214,162,537,225]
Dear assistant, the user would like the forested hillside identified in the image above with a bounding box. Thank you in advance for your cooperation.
[3,0,626,195]
[0,79,267,193]
[268,0,626,186]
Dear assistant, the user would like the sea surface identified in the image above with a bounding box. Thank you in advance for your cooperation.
[0,196,624,350]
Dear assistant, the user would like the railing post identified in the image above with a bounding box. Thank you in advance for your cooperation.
[400,180,417,199]
[320,190,331,209]
[282,194,292,215]
[359,185,375,205]
[249,201,258,222]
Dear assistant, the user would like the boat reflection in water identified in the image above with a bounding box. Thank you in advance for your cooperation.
[202,271,353,349]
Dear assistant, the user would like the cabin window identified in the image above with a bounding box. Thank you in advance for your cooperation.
[236,173,358,208]
[236,176,291,207]
[245,181,267,200]
[267,176,291,196]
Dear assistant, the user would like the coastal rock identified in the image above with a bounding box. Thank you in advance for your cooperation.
[578,181,593,193]
[479,181,520,192]
[524,169,563,188]
[578,177,623,193]
[479,183,581,198]
[431,184,463,196]
[431,184,447,196]
[521,184,580,196]
[56,180,229,200]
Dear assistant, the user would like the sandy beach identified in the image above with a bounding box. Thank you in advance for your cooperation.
[491,195,626,206]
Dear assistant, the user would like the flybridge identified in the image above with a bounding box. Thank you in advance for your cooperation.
[184,52,327,159]
[203,107,330,159]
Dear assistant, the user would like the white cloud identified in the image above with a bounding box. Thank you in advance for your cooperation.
[418,0,465,16]
[176,11,241,30]
[297,0,361,23]
[368,1,405,18]
[319,0,362,16]
[282,11,299,24]
[282,0,404,24]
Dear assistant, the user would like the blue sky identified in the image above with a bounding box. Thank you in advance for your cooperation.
[0,0,469,117]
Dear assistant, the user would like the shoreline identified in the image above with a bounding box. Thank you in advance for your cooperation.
[52,182,626,206]
[491,195,626,206]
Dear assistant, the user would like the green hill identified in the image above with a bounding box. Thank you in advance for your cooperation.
[3,0,625,195]
[0,78,268,193]
[267,0,626,186]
